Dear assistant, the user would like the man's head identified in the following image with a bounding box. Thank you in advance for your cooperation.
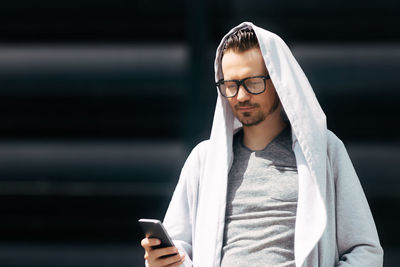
[220,28,280,127]
[223,28,259,53]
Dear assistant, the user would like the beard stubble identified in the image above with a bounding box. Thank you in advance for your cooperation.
[235,93,280,127]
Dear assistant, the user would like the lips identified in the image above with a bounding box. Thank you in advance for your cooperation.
[238,106,255,111]
[235,101,259,112]
[236,104,257,111]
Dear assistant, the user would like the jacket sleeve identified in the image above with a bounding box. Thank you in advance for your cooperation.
[332,139,384,266]
[158,141,205,267]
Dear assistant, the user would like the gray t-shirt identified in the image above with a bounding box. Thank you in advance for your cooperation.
[220,125,298,267]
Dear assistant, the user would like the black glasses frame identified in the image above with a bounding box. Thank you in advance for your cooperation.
[216,75,271,98]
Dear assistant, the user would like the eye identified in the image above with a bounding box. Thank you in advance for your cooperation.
[245,78,263,87]
[249,81,260,85]
[224,82,237,90]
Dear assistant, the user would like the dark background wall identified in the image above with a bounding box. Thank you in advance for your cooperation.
[0,0,399,266]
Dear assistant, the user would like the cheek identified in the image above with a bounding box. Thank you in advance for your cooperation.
[265,87,277,103]
[268,83,279,101]
[227,99,236,111]
[255,93,270,106]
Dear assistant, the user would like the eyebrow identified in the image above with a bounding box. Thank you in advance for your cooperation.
[222,74,267,80]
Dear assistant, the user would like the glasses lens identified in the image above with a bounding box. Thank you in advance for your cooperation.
[244,77,265,94]
[219,81,238,97]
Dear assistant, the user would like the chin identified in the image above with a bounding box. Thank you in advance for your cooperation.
[237,112,266,127]
[242,121,263,127]
[239,117,264,127]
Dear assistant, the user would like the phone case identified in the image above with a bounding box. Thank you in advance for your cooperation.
[138,218,175,249]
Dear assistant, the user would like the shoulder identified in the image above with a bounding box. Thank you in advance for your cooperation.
[326,129,344,147]
[326,129,357,180]
[194,139,211,155]
[187,139,210,160]
[326,129,348,172]
[177,139,210,191]
[181,139,210,172]
[326,129,346,158]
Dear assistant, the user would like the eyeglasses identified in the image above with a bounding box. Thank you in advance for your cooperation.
[216,75,271,98]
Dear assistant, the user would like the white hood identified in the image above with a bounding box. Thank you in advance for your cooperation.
[193,22,328,267]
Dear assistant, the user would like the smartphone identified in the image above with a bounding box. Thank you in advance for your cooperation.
[138,218,177,254]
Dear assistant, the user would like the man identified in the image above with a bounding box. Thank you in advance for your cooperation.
[141,22,383,267]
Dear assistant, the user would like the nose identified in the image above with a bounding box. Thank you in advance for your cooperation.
[236,84,250,102]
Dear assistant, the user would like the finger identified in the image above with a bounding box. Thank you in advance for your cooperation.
[149,246,179,261]
[141,238,161,249]
[157,252,185,267]
[144,251,148,260]
[165,253,185,267]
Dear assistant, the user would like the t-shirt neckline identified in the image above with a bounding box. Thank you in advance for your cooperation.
[237,124,290,153]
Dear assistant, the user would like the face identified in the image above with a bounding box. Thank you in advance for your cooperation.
[221,47,280,127]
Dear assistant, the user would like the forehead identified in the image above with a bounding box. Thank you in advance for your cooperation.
[221,48,268,80]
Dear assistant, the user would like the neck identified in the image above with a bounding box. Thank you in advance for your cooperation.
[242,106,287,151]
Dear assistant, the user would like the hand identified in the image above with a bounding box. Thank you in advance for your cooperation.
[141,237,185,267]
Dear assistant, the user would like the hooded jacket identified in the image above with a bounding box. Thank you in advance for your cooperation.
[161,22,383,267]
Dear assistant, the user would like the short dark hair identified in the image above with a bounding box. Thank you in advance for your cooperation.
[223,28,259,53]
